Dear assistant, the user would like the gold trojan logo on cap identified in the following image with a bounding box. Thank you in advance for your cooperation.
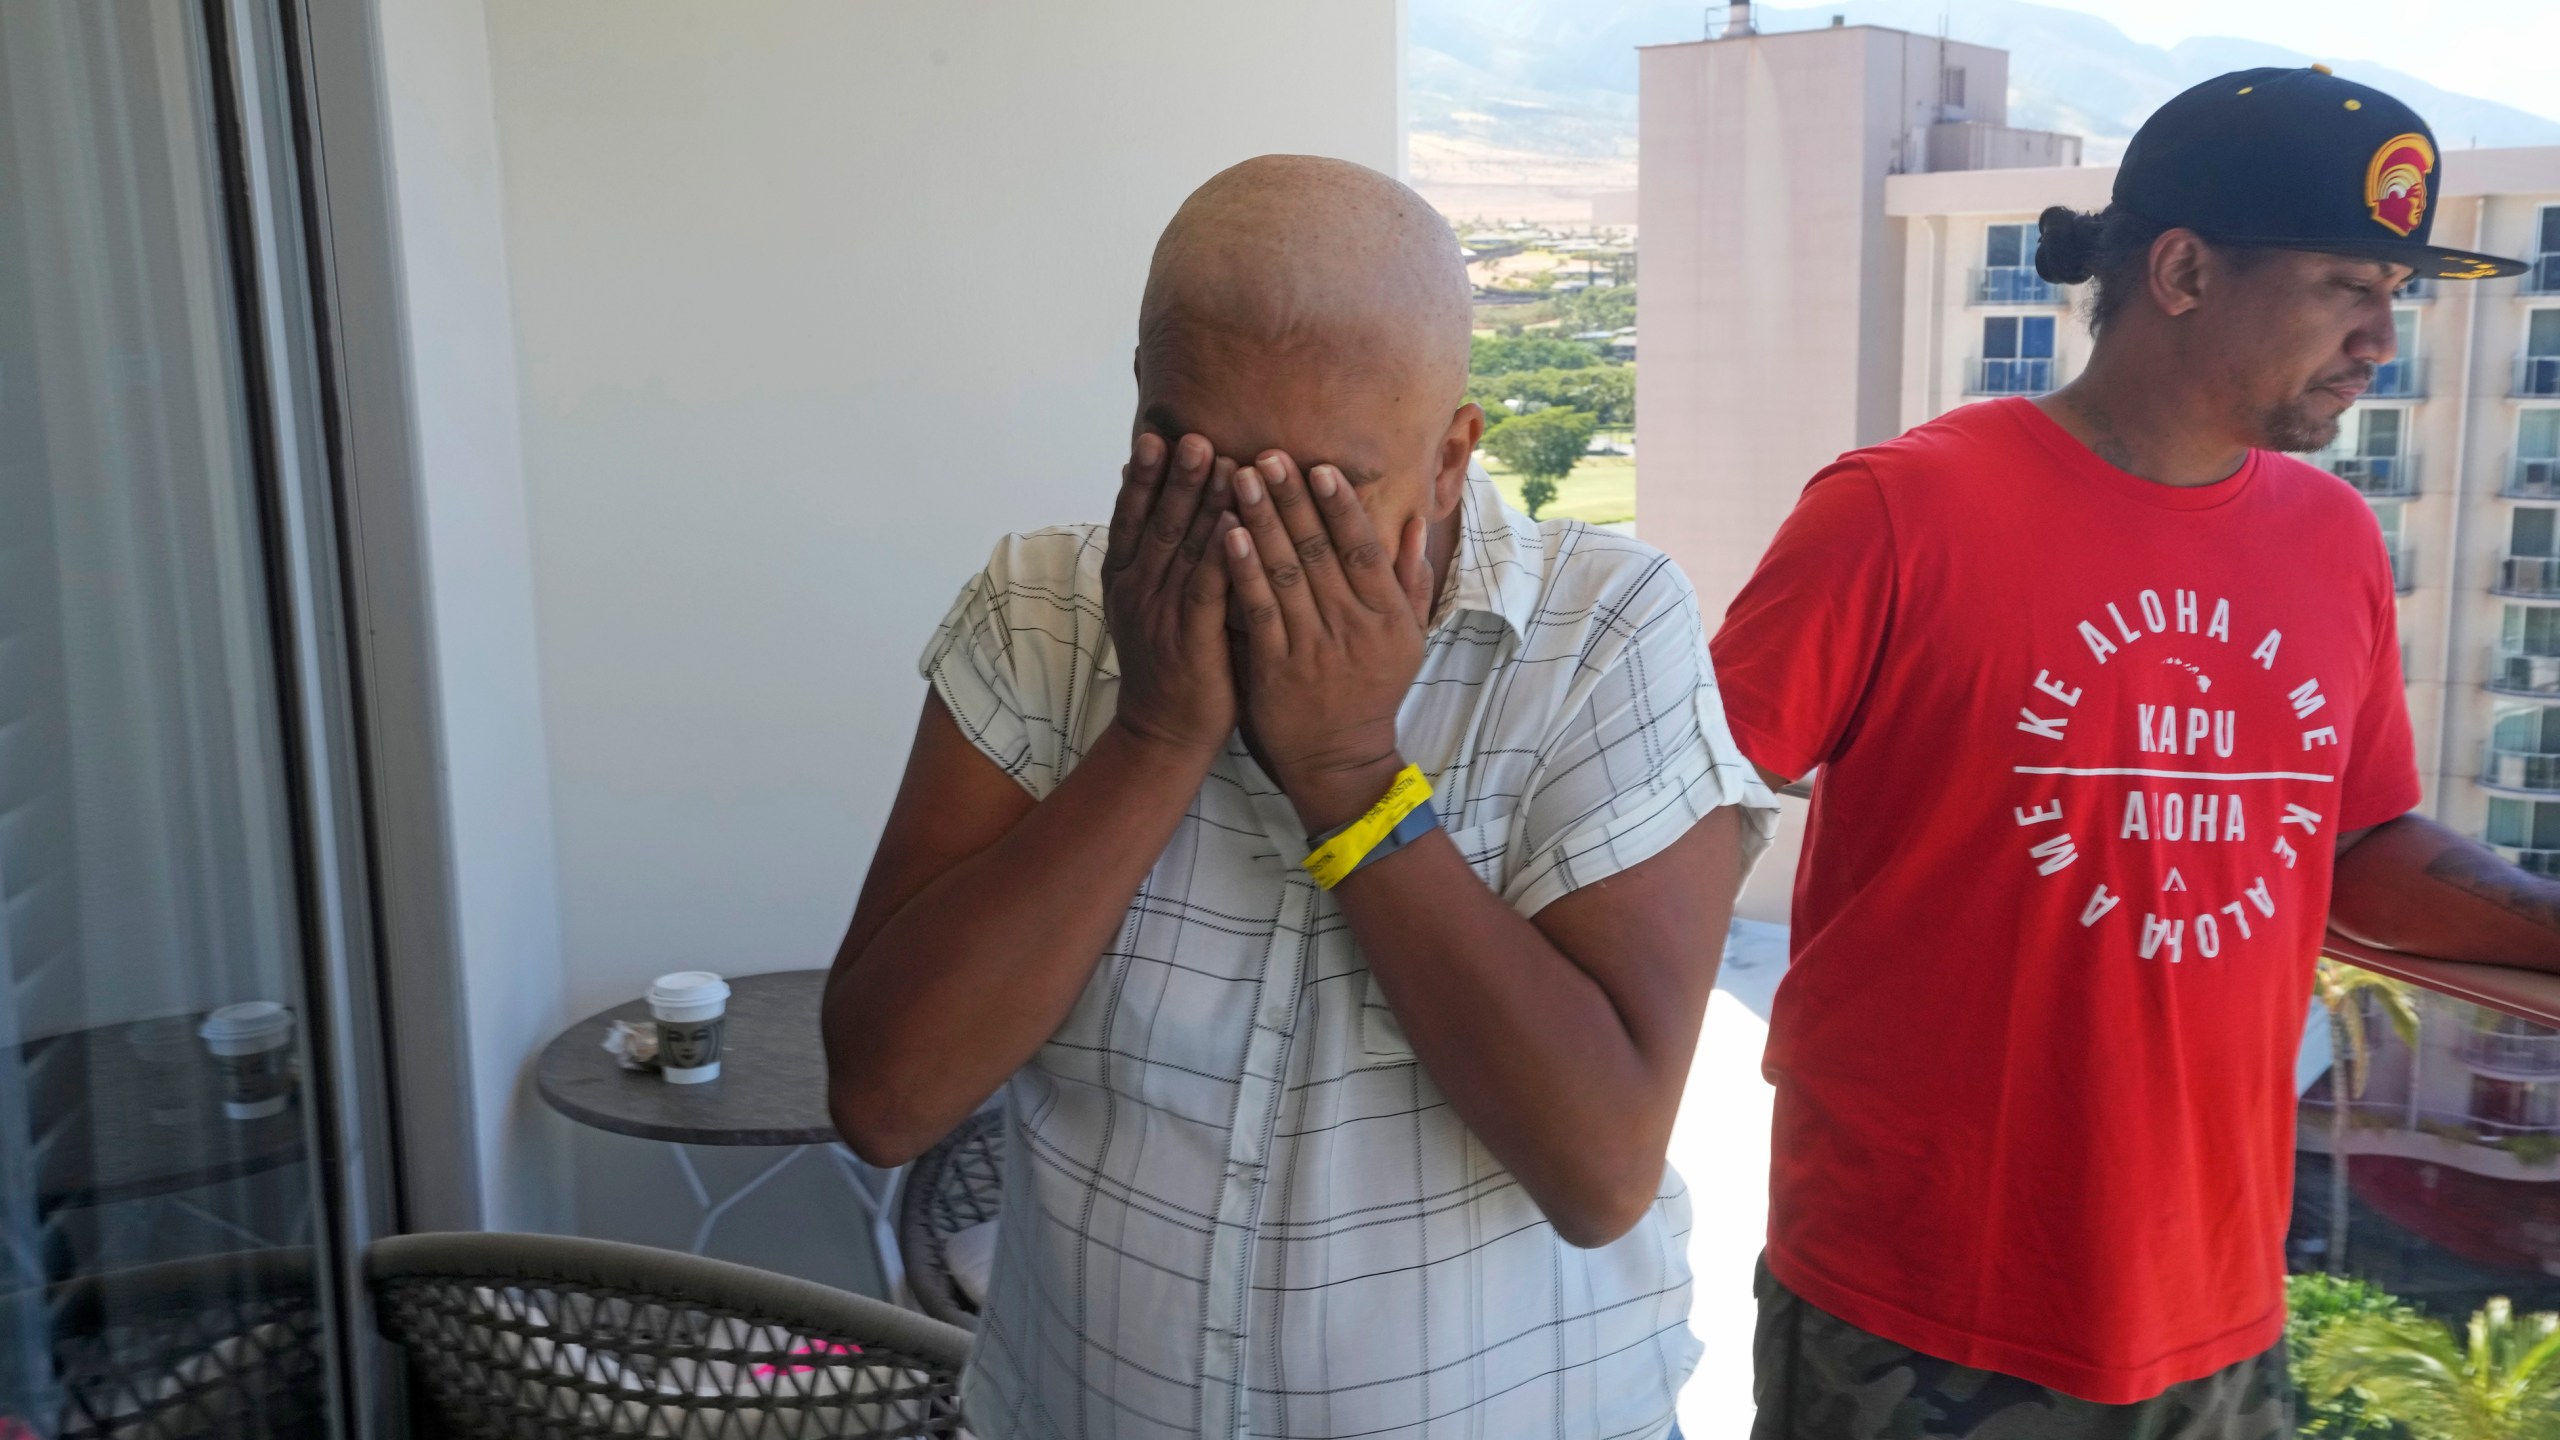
[2364,131,2435,237]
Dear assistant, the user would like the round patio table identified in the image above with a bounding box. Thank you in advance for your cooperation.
[534,969,904,1298]
[20,1018,313,1254]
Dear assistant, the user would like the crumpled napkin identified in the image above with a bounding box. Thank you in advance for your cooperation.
[602,1018,661,1071]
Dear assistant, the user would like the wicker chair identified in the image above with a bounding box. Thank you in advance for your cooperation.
[895,1112,1003,1331]
[46,1248,326,1440]
[368,1232,972,1439]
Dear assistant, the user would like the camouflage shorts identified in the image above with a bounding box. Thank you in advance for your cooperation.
[1748,1258,2295,1440]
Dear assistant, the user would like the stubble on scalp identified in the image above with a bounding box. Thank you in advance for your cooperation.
[1136,155,1474,416]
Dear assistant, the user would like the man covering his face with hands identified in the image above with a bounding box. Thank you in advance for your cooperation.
[824,154,1774,1440]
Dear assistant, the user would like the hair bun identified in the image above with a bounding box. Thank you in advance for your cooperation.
[2035,205,2098,284]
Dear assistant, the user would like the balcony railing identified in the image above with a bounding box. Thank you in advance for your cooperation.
[2516,355,2560,398]
[2322,452,2417,498]
[1967,356,2055,397]
[2324,934,2560,1032]
[2394,275,2434,302]
[2496,554,2560,597]
[2524,253,2560,296]
[2307,1096,2560,1142]
[2492,845,2560,878]
[2369,356,2426,398]
[2483,745,2560,793]
[2506,455,2560,500]
[1971,266,2062,306]
[2390,542,2416,594]
[2460,1023,2560,1079]
[2489,649,2560,697]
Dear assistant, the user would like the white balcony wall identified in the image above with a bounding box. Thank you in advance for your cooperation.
[367,0,1403,1279]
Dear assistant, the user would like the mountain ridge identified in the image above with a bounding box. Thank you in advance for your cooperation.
[1410,0,2560,219]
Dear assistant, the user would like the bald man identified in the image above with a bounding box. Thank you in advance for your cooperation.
[825,156,1775,1440]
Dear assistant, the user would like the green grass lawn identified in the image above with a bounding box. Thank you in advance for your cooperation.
[1479,451,1635,526]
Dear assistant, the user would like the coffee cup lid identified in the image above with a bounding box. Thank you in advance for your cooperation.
[199,1001,294,1044]
[648,972,730,1009]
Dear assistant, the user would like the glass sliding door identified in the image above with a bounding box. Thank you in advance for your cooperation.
[0,2,391,1435]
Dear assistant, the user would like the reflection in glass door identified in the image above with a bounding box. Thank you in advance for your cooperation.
[0,2,389,1435]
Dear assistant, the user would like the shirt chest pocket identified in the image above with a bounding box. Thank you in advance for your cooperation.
[1360,816,1516,1059]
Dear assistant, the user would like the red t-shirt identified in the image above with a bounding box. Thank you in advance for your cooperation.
[1710,398,2420,1404]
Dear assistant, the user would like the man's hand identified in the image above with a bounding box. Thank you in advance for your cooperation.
[1104,431,1240,757]
[1220,451,1434,831]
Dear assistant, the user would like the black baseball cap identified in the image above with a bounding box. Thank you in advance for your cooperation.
[2114,66,2525,280]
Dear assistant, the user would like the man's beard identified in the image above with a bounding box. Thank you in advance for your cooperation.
[2256,363,2374,454]
[2258,399,2343,455]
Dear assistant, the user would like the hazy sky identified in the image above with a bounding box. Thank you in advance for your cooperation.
[2028,0,2560,124]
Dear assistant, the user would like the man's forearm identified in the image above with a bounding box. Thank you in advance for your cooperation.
[827,722,1212,1162]
[1326,815,1731,1247]
[2330,813,2560,975]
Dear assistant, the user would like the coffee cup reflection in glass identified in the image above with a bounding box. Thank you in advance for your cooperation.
[126,1016,200,1125]
[198,1002,297,1120]
[648,972,730,1084]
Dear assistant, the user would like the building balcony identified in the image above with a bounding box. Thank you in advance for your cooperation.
[2482,745,2560,794]
[1966,356,2054,397]
[2390,542,2416,594]
[2368,357,2425,399]
[1970,266,2062,306]
[2460,1023,2560,1080]
[2395,275,2434,302]
[2493,844,2560,877]
[2321,452,2417,497]
[2524,254,2560,297]
[2506,455,2560,500]
[2489,650,2560,697]
[2495,554,2560,597]
[2516,355,2560,398]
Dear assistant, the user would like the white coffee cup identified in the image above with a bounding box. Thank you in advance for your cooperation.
[648,972,730,1084]
[199,1002,297,1120]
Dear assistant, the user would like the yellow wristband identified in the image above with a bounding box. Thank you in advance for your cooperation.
[1301,765,1434,889]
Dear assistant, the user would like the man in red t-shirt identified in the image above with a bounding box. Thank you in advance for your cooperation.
[1712,69,2559,1438]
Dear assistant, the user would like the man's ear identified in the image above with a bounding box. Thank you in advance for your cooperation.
[1432,403,1487,518]
[2147,229,2211,319]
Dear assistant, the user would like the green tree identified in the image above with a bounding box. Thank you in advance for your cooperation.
[1467,365,1635,428]
[1470,335,1601,377]
[2313,961,2422,1272]
[1555,283,1636,334]
[2306,1297,2560,1439]
[2289,1273,2423,1438]
[1482,408,1596,519]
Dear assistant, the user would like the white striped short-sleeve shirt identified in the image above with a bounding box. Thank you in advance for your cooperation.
[919,473,1777,1440]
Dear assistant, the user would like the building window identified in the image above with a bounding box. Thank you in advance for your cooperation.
[1985,222,2036,271]
[2372,308,2422,396]
[2523,310,2560,397]
[1940,66,1966,114]
[2357,407,2404,459]
[2316,406,2411,496]
[2504,507,2560,599]
[2485,797,2560,859]
[1972,314,2055,395]
[1974,223,2055,304]
[2503,603,2560,656]
[2372,499,2412,591]
[2530,204,2560,294]
[2492,606,2560,703]
[2515,506,2557,559]
[2515,410,2560,498]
